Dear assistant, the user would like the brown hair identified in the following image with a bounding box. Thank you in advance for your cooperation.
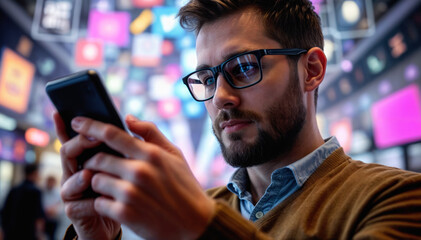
[178,0,324,50]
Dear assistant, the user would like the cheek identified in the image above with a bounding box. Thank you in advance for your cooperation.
[204,102,217,120]
[261,72,291,97]
[252,83,287,106]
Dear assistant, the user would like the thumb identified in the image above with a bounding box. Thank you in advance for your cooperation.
[125,114,174,148]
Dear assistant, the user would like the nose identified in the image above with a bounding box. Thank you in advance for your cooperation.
[211,74,240,109]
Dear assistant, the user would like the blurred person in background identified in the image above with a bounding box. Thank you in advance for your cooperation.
[0,218,3,240]
[0,163,45,240]
[54,0,421,239]
[42,175,62,240]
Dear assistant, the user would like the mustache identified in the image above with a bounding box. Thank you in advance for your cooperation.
[214,109,261,127]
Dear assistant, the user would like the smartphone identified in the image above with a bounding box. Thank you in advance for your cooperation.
[46,69,125,170]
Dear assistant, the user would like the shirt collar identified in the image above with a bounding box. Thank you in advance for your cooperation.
[286,136,340,186]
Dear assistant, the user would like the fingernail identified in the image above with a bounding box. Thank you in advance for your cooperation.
[86,136,97,142]
[78,171,85,185]
[71,118,82,129]
[126,114,137,122]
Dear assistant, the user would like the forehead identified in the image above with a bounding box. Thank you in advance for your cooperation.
[195,8,281,66]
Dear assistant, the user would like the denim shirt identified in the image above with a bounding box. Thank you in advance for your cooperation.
[227,137,341,221]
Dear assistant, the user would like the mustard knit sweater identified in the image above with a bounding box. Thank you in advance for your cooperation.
[199,148,421,240]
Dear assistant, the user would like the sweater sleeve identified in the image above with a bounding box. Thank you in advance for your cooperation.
[62,203,270,240]
[197,200,272,240]
[62,225,122,240]
[353,173,421,239]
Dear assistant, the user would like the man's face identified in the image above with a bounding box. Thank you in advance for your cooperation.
[196,9,306,168]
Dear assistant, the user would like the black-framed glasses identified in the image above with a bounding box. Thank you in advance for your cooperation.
[182,48,307,101]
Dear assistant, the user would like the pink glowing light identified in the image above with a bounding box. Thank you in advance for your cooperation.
[88,10,130,47]
[372,84,421,148]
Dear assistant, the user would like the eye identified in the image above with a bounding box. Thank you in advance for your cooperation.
[231,63,259,78]
[225,54,260,80]
[235,64,257,74]
[203,77,216,86]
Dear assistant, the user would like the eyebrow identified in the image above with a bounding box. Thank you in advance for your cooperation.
[195,48,253,71]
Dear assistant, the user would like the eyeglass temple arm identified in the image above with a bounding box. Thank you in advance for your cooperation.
[265,48,308,55]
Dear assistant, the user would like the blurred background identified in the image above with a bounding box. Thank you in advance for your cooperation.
[0,0,420,238]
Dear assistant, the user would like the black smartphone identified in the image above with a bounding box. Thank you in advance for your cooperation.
[46,69,126,170]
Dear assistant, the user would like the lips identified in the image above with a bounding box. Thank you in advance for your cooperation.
[219,119,253,133]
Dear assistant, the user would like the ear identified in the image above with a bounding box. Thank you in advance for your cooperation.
[302,47,326,92]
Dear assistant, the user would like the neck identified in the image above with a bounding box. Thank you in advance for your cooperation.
[246,116,324,204]
[26,173,37,183]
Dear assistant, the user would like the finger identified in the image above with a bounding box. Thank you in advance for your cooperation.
[64,198,97,220]
[53,111,69,143]
[61,169,95,201]
[90,172,154,204]
[85,153,156,187]
[71,117,150,159]
[93,187,164,226]
[60,134,102,180]
[91,171,167,224]
[93,197,132,224]
[84,153,127,178]
[60,134,102,160]
[87,155,173,213]
[125,115,179,153]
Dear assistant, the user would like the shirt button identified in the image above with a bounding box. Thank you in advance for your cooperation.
[255,211,264,219]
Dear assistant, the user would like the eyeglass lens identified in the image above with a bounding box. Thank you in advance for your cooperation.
[186,53,261,100]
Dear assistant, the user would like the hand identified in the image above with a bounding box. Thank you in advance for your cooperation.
[53,112,121,240]
[62,114,215,240]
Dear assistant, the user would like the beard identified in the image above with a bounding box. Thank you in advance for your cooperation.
[212,66,307,168]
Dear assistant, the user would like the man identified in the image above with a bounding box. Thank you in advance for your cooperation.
[42,175,62,240]
[1,164,45,240]
[57,0,421,239]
